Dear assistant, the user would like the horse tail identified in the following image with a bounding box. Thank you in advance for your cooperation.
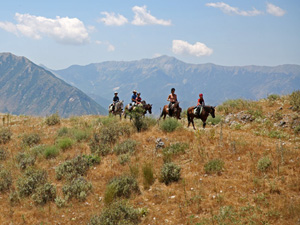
[160,108,164,118]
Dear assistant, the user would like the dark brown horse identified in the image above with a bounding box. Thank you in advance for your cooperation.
[160,102,182,120]
[187,105,215,129]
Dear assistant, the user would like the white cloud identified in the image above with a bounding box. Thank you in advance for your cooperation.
[266,3,286,17]
[132,6,171,26]
[0,13,90,45]
[99,12,128,26]
[206,2,263,16]
[172,40,213,57]
[95,40,115,52]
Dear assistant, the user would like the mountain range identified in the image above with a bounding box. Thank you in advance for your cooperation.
[0,53,106,117]
[53,56,300,114]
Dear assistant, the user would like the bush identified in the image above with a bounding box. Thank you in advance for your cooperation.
[9,191,20,206]
[22,133,41,147]
[29,145,45,158]
[267,94,280,101]
[62,177,92,201]
[71,128,90,142]
[113,139,137,155]
[160,118,182,132]
[17,168,47,197]
[0,168,12,192]
[204,159,224,174]
[55,155,91,180]
[0,127,12,144]
[290,90,300,112]
[217,99,257,114]
[142,163,155,190]
[99,125,120,145]
[44,145,59,159]
[16,152,36,170]
[90,200,141,225]
[32,183,56,205]
[104,175,140,205]
[45,113,60,126]
[160,162,181,185]
[207,115,222,125]
[56,137,73,151]
[57,127,69,137]
[55,196,66,208]
[0,148,7,160]
[257,156,272,172]
[82,154,101,166]
[89,133,111,156]
[118,153,130,165]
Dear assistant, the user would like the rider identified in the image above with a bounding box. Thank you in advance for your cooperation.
[167,88,178,117]
[130,90,138,110]
[196,93,205,115]
[112,91,119,112]
[136,93,142,105]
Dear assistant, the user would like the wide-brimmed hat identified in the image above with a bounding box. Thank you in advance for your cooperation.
[133,90,137,93]
[114,91,118,94]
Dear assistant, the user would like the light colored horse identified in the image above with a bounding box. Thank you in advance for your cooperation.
[108,100,124,119]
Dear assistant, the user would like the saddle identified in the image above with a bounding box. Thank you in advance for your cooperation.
[193,106,202,116]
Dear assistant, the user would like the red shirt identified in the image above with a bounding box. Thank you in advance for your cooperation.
[197,98,204,106]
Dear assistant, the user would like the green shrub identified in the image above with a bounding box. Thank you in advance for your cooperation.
[17,168,47,197]
[62,177,92,201]
[0,148,7,160]
[71,128,90,142]
[0,168,12,192]
[89,133,111,156]
[160,162,181,185]
[44,145,59,159]
[0,127,12,144]
[99,116,118,126]
[131,107,147,132]
[57,127,69,137]
[113,139,137,155]
[142,163,155,190]
[290,90,300,112]
[268,130,288,139]
[90,200,141,225]
[16,152,36,170]
[217,99,257,114]
[257,156,272,172]
[55,196,66,208]
[29,145,45,158]
[32,183,56,205]
[160,118,182,132]
[99,125,120,145]
[267,94,280,101]
[204,159,224,174]
[118,153,131,165]
[104,175,140,205]
[22,133,41,147]
[56,137,73,151]
[9,191,20,206]
[55,155,90,180]
[45,113,60,126]
[82,154,101,166]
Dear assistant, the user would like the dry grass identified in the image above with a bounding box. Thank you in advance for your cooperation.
[0,95,299,225]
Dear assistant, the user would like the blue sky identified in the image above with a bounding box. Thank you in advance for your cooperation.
[0,0,299,69]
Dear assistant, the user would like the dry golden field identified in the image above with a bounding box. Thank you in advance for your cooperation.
[0,94,299,225]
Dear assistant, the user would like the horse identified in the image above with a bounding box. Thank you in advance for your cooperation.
[187,105,215,129]
[124,101,152,119]
[108,100,124,119]
[160,102,182,120]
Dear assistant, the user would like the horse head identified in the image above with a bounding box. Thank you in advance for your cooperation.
[146,104,152,114]
[210,106,216,118]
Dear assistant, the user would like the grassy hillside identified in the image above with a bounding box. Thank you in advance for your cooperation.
[0,92,299,225]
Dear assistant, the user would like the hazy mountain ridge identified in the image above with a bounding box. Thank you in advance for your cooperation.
[54,56,300,113]
[0,53,106,117]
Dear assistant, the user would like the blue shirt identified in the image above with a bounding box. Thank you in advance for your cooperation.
[131,94,137,102]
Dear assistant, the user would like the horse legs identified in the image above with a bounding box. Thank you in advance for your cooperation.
[203,122,206,129]
[192,119,196,130]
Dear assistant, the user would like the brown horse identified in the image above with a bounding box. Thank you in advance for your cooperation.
[160,102,182,120]
[187,105,215,129]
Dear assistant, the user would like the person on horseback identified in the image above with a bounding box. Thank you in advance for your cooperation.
[130,90,138,110]
[136,92,142,105]
[196,93,205,115]
[112,91,119,112]
[167,88,178,117]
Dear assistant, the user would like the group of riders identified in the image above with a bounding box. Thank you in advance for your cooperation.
[110,88,206,117]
